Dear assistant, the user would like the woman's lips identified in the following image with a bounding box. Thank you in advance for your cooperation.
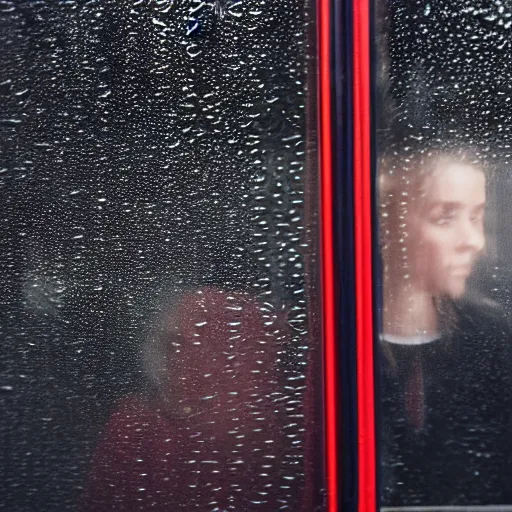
[451,264,472,276]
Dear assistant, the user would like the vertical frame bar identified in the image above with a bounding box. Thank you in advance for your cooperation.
[318,0,339,511]
[333,0,358,509]
[353,1,377,511]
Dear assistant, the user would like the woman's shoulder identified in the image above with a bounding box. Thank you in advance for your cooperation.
[450,295,512,376]
[453,294,512,335]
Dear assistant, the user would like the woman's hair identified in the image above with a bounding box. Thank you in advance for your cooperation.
[140,284,284,400]
[140,285,191,391]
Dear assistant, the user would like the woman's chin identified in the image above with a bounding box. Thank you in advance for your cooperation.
[445,280,468,299]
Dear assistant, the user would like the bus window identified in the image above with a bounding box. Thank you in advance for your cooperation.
[0,2,324,510]
[375,0,512,507]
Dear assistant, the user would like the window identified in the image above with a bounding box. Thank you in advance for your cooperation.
[375,0,512,507]
[0,2,324,510]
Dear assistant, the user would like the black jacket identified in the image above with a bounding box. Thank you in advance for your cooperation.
[380,298,512,506]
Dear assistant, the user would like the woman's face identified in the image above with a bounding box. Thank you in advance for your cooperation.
[405,158,486,298]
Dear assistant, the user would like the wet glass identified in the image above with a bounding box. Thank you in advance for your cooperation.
[0,1,324,510]
[375,0,512,508]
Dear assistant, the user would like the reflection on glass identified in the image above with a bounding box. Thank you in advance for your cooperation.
[376,0,512,506]
[378,145,512,506]
[79,287,296,511]
[0,1,322,510]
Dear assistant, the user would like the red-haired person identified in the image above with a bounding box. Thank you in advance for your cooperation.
[79,287,300,511]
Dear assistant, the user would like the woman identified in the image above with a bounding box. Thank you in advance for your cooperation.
[79,287,300,511]
[379,146,512,506]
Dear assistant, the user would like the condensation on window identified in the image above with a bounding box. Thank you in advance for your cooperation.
[376,0,512,508]
[0,2,323,510]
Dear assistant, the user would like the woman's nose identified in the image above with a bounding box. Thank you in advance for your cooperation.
[459,219,485,253]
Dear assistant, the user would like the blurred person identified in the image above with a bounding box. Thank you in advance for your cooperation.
[378,145,512,505]
[79,287,299,511]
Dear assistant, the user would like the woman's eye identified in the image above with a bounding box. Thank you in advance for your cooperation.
[470,211,484,224]
[434,212,456,225]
